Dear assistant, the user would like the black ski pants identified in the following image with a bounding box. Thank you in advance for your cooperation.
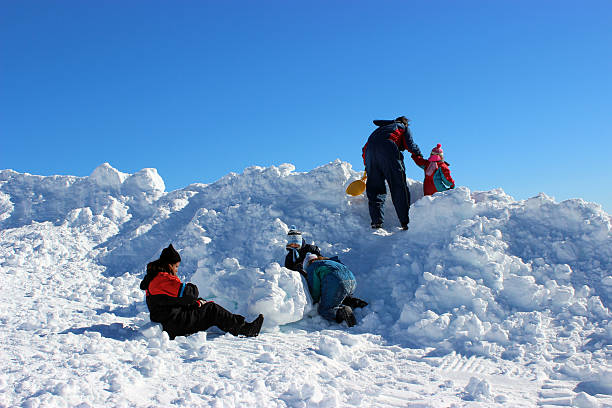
[163,302,245,339]
[364,139,411,226]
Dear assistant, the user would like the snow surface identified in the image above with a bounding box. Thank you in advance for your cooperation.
[1,161,611,407]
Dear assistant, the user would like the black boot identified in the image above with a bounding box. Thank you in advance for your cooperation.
[238,314,264,337]
[226,315,246,336]
[342,296,368,309]
[335,306,356,327]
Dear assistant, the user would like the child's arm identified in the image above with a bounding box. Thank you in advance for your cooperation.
[411,153,428,168]
[302,243,321,256]
[306,266,321,303]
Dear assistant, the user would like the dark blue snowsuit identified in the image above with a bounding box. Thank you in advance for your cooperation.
[362,120,422,227]
[304,259,356,322]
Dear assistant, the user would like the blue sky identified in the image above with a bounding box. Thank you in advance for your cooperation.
[2,1,611,212]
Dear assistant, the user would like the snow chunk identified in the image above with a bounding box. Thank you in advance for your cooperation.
[247,263,313,327]
[316,336,344,359]
[576,370,612,397]
[462,377,492,401]
[122,168,165,195]
[0,190,13,222]
[89,163,127,190]
[573,392,602,408]
[193,260,312,328]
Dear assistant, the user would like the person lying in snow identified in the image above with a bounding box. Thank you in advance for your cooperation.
[411,143,455,196]
[302,253,368,327]
[140,244,264,340]
[284,225,322,279]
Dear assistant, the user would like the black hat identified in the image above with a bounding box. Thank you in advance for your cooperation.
[394,116,409,126]
[159,244,181,264]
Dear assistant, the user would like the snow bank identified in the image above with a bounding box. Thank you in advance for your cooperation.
[1,161,611,406]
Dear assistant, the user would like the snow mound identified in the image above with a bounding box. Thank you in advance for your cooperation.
[89,162,128,190]
[122,167,165,195]
[1,161,611,406]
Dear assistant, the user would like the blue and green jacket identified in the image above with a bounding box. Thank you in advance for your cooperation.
[305,259,355,303]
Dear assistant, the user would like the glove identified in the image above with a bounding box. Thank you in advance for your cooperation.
[196,298,212,307]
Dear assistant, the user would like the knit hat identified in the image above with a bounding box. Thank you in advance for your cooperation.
[394,116,410,126]
[303,253,319,271]
[428,144,444,162]
[159,244,181,264]
[286,225,302,248]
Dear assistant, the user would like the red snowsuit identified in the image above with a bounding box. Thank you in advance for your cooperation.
[412,154,455,196]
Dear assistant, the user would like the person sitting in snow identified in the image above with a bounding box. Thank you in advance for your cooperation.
[140,244,264,340]
[302,253,367,327]
[284,225,322,279]
[411,143,455,196]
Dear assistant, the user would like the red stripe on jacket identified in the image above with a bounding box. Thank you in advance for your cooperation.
[146,272,182,297]
[362,128,411,165]
[388,127,404,147]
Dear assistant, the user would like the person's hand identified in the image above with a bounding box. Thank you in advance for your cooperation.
[195,298,209,307]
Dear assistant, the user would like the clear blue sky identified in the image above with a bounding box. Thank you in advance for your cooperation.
[2,1,611,213]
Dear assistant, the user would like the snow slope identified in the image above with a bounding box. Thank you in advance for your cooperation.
[0,161,611,407]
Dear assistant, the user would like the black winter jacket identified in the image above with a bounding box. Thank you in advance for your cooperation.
[139,261,202,334]
[284,239,321,278]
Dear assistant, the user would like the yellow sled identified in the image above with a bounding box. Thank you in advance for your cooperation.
[346,172,367,196]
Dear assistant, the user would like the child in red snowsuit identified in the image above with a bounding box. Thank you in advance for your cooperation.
[412,144,455,196]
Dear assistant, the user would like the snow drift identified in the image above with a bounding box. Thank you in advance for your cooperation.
[1,161,611,407]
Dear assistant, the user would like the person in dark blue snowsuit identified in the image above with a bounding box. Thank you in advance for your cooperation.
[303,254,361,327]
[362,116,422,229]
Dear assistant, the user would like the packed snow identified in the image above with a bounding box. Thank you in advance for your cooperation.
[0,161,611,407]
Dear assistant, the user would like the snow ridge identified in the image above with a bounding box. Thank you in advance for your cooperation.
[1,161,611,407]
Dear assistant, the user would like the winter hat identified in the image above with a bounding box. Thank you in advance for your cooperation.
[394,116,410,126]
[286,225,302,248]
[159,244,181,264]
[303,253,319,271]
[428,144,444,162]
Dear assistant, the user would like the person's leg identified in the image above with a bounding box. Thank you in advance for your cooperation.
[193,302,245,334]
[365,147,387,227]
[381,150,411,227]
[196,302,263,337]
[318,274,350,322]
[342,296,368,309]
[339,278,363,308]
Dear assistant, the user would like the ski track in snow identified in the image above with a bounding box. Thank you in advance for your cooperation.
[1,161,611,407]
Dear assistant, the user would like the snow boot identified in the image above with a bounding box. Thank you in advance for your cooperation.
[239,314,264,337]
[335,306,356,327]
[226,315,247,337]
[342,296,368,309]
[371,223,383,229]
